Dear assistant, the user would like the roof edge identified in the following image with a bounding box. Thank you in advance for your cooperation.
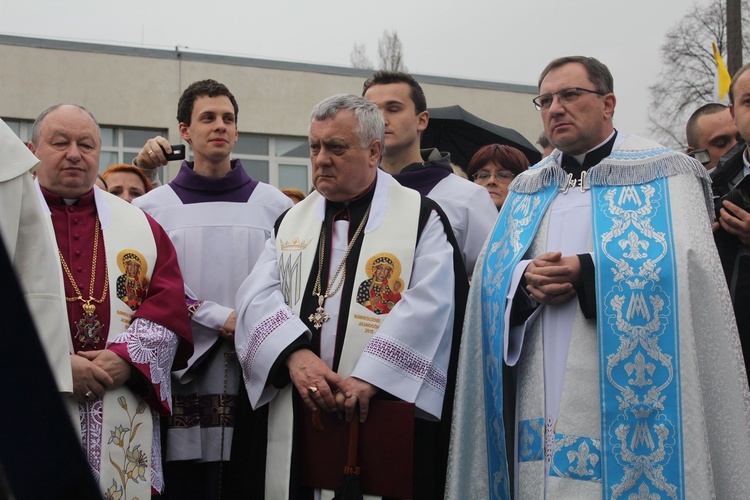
[0,34,537,94]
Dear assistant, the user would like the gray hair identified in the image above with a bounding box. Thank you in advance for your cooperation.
[309,94,385,148]
[31,104,101,145]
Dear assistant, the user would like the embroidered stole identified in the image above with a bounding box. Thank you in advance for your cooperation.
[592,180,684,498]
[481,182,558,499]
[482,155,686,498]
[40,189,158,498]
[97,194,157,499]
[266,179,420,498]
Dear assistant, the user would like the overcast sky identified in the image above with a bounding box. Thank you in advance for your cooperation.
[1,0,715,142]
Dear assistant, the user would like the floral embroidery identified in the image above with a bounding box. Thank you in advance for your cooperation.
[105,396,149,499]
[104,478,123,500]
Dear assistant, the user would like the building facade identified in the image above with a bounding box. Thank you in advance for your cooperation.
[1,34,541,191]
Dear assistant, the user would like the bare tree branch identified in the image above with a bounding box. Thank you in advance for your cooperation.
[377,30,407,72]
[649,0,750,148]
[350,42,373,70]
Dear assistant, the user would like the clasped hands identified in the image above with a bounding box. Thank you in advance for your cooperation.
[71,350,132,402]
[286,349,377,423]
[524,251,582,305]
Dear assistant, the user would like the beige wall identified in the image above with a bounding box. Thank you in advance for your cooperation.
[1,36,542,180]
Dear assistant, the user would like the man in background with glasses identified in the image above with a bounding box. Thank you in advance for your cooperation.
[448,56,750,499]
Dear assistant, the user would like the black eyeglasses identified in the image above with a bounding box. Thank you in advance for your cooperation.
[532,87,604,111]
[472,171,515,183]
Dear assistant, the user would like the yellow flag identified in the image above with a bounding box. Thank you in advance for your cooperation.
[713,41,732,100]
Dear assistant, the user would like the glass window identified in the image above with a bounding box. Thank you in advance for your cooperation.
[276,138,309,158]
[4,120,21,137]
[98,126,167,185]
[99,152,118,168]
[122,152,138,165]
[231,135,311,191]
[123,129,158,148]
[1,118,32,141]
[100,126,117,148]
[279,164,309,192]
[242,160,270,184]
[235,135,268,155]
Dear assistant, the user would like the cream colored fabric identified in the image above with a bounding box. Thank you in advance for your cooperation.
[448,170,750,498]
[0,118,72,394]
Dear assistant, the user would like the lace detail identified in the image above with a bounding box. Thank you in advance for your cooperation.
[80,399,103,484]
[108,317,179,405]
[238,308,294,388]
[363,335,447,393]
[150,411,164,493]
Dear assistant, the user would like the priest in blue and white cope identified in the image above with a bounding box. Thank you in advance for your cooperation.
[447,56,750,499]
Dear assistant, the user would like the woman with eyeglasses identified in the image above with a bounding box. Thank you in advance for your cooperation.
[467,144,530,210]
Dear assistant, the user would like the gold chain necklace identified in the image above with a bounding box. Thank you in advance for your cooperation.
[309,204,371,329]
[58,216,109,347]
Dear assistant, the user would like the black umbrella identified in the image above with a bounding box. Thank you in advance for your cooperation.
[421,105,541,169]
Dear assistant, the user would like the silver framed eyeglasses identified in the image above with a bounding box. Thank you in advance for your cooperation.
[532,87,604,111]
[473,171,515,183]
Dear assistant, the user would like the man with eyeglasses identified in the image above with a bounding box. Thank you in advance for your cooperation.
[362,70,496,275]
[448,56,750,499]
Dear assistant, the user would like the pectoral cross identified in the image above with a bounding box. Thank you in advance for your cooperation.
[308,296,330,329]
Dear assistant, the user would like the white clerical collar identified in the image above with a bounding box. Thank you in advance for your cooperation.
[571,130,617,165]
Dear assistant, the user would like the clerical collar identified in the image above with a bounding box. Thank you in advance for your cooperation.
[556,130,618,194]
[562,130,617,170]
[41,185,95,208]
[169,158,258,204]
[326,177,376,222]
[560,130,617,186]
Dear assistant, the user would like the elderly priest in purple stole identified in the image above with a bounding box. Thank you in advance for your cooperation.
[235,94,467,499]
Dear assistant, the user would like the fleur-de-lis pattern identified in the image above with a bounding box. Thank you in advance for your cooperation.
[519,418,603,482]
[481,181,559,499]
[593,179,683,498]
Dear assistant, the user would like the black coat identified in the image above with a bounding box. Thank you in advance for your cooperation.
[711,142,750,380]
